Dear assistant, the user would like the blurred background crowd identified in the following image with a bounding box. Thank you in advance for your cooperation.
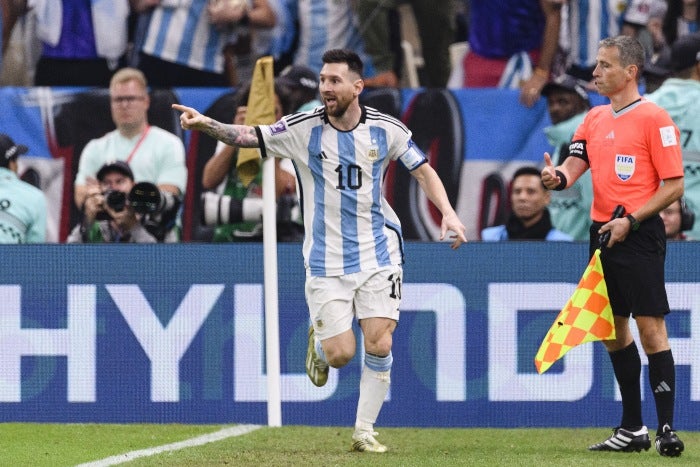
[0,0,699,244]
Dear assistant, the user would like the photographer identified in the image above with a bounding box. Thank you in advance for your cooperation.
[67,161,156,243]
[73,68,187,242]
[201,80,302,242]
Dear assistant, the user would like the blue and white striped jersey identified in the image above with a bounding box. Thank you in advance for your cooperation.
[138,0,225,74]
[561,0,628,69]
[293,0,376,77]
[256,106,425,277]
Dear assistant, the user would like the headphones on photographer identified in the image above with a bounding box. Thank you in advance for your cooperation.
[680,197,695,232]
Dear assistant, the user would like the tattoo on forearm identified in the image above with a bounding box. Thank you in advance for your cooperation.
[208,122,259,148]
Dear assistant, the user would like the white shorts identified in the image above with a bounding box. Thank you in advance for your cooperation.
[305,265,402,340]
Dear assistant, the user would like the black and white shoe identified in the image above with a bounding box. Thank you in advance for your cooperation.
[655,424,684,457]
[588,426,651,452]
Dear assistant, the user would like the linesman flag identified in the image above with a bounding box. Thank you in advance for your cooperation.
[534,248,616,374]
[236,56,276,187]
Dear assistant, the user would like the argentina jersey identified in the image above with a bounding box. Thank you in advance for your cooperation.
[294,0,376,77]
[138,0,225,73]
[256,106,420,277]
[564,0,626,68]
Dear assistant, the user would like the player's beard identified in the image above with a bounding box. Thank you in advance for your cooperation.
[323,96,351,118]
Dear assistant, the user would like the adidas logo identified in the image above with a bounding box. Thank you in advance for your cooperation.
[655,381,672,393]
[605,131,615,139]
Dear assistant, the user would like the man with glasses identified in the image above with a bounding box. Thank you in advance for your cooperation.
[73,67,187,242]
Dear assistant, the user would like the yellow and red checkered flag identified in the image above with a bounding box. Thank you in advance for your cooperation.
[534,249,616,374]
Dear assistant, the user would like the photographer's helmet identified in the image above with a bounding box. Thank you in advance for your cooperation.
[96,160,134,182]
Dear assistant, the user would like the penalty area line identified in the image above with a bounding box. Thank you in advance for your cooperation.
[75,424,262,467]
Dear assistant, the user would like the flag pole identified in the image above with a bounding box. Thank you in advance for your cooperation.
[262,154,282,427]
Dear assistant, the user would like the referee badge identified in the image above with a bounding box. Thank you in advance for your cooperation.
[367,145,379,161]
[615,154,635,181]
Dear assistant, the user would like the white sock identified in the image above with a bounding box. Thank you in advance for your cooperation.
[354,363,391,433]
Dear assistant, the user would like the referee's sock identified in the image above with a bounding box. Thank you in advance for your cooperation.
[609,341,643,429]
[648,349,676,435]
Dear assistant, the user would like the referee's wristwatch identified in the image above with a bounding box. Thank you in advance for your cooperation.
[626,214,640,231]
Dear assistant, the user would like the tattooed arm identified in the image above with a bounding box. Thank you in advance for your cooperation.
[172,104,260,148]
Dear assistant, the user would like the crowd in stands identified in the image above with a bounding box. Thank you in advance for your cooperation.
[0,0,699,243]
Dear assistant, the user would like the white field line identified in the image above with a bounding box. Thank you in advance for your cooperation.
[74,424,262,467]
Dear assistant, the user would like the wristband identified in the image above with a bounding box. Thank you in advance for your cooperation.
[553,170,567,191]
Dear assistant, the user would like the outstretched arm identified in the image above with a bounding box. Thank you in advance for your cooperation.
[411,163,467,249]
[172,104,260,148]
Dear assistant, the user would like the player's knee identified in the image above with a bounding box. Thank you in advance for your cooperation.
[324,346,355,368]
[365,333,393,357]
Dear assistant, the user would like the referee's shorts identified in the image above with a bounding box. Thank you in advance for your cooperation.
[589,214,670,318]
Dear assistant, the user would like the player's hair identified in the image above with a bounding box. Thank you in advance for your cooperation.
[110,67,148,91]
[322,49,364,77]
[599,36,645,80]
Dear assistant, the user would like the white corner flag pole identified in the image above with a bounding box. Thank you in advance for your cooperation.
[262,156,282,426]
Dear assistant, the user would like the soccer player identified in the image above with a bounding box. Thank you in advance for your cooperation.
[542,35,685,457]
[173,48,466,453]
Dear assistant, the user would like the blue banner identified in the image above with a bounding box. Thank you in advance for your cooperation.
[1,242,698,428]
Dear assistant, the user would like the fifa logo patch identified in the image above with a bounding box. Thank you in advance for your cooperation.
[367,145,379,161]
[270,120,287,135]
[615,154,635,181]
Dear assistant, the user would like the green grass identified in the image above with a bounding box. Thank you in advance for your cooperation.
[1,424,697,466]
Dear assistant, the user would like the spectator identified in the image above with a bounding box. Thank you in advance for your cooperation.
[0,133,46,243]
[1,0,29,75]
[646,32,700,240]
[643,44,673,92]
[542,74,592,241]
[67,161,157,243]
[662,0,699,47]
[462,0,563,108]
[559,0,628,83]
[290,0,379,81]
[131,0,229,86]
[31,0,130,86]
[200,81,302,242]
[207,0,280,86]
[481,166,573,241]
[660,197,695,240]
[622,0,669,62]
[276,64,321,112]
[354,0,457,88]
[73,67,186,242]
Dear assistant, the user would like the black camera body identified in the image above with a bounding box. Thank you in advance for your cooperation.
[128,181,182,241]
[95,189,127,220]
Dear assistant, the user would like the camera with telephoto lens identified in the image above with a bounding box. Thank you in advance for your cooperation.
[201,191,246,226]
[200,190,303,241]
[95,189,127,220]
[128,181,182,241]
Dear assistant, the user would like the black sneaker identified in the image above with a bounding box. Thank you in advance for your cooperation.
[655,424,684,457]
[588,426,651,452]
